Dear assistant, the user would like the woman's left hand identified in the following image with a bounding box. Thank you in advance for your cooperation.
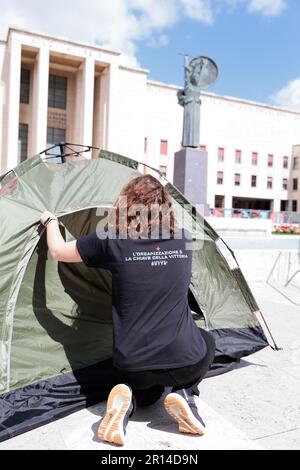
[40,211,55,225]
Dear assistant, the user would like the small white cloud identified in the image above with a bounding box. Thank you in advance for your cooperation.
[147,34,170,48]
[218,0,240,13]
[181,0,213,24]
[271,78,300,111]
[248,0,286,16]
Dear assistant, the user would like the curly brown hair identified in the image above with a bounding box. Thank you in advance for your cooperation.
[106,174,176,237]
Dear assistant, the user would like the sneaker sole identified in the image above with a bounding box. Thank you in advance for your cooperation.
[164,393,205,435]
[98,384,132,446]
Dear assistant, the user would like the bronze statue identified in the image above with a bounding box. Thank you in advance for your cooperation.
[178,55,218,148]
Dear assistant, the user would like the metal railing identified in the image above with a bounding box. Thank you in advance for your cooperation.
[210,208,300,223]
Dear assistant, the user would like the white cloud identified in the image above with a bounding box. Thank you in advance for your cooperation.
[180,0,213,23]
[271,78,300,111]
[248,0,286,16]
[0,0,287,67]
[146,34,170,48]
[0,0,214,67]
[218,0,240,13]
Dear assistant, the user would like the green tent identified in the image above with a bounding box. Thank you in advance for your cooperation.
[0,149,271,442]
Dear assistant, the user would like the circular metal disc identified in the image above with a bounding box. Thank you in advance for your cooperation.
[188,56,218,90]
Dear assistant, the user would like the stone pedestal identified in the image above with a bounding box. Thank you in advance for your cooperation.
[173,148,209,216]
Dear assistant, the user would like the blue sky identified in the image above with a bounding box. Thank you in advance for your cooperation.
[137,0,299,106]
[1,0,299,109]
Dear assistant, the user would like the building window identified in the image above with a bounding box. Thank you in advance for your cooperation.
[293,178,298,191]
[281,200,288,211]
[282,178,288,190]
[234,173,241,186]
[217,171,223,185]
[20,69,30,104]
[160,139,168,155]
[235,150,242,164]
[144,137,148,154]
[48,74,67,109]
[283,156,289,168]
[292,200,298,212]
[218,147,225,162]
[18,123,28,163]
[47,127,66,147]
[252,152,258,165]
[267,176,273,189]
[215,195,224,208]
[268,154,273,167]
[251,175,257,187]
[199,145,207,152]
[293,157,299,170]
[159,165,167,177]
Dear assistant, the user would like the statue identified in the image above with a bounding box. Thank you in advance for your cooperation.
[178,55,218,148]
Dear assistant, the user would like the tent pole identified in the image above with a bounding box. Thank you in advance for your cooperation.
[258,310,282,351]
[219,236,282,352]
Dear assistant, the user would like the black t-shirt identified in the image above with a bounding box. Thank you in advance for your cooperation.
[76,227,207,372]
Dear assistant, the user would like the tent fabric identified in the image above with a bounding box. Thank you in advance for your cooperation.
[0,149,269,442]
[0,359,119,442]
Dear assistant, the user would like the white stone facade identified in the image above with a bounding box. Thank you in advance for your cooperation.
[1,27,300,212]
[291,144,300,211]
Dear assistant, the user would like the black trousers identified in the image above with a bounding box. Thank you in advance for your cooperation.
[116,329,216,407]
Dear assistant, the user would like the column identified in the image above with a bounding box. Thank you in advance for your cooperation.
[81,57,95,158]
[92,73,102,158]
[224,193,232,217]
[272,198,280,212]
[97,67,110,150]
[106,63,119,151]
[31,46,50,155]
[4,35,22,171]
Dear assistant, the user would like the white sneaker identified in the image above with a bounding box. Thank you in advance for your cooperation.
[98,384,133,446]
[164,389,205,435]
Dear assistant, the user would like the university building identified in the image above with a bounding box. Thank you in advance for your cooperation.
[290,145,300,212]
[1,27,300,213]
